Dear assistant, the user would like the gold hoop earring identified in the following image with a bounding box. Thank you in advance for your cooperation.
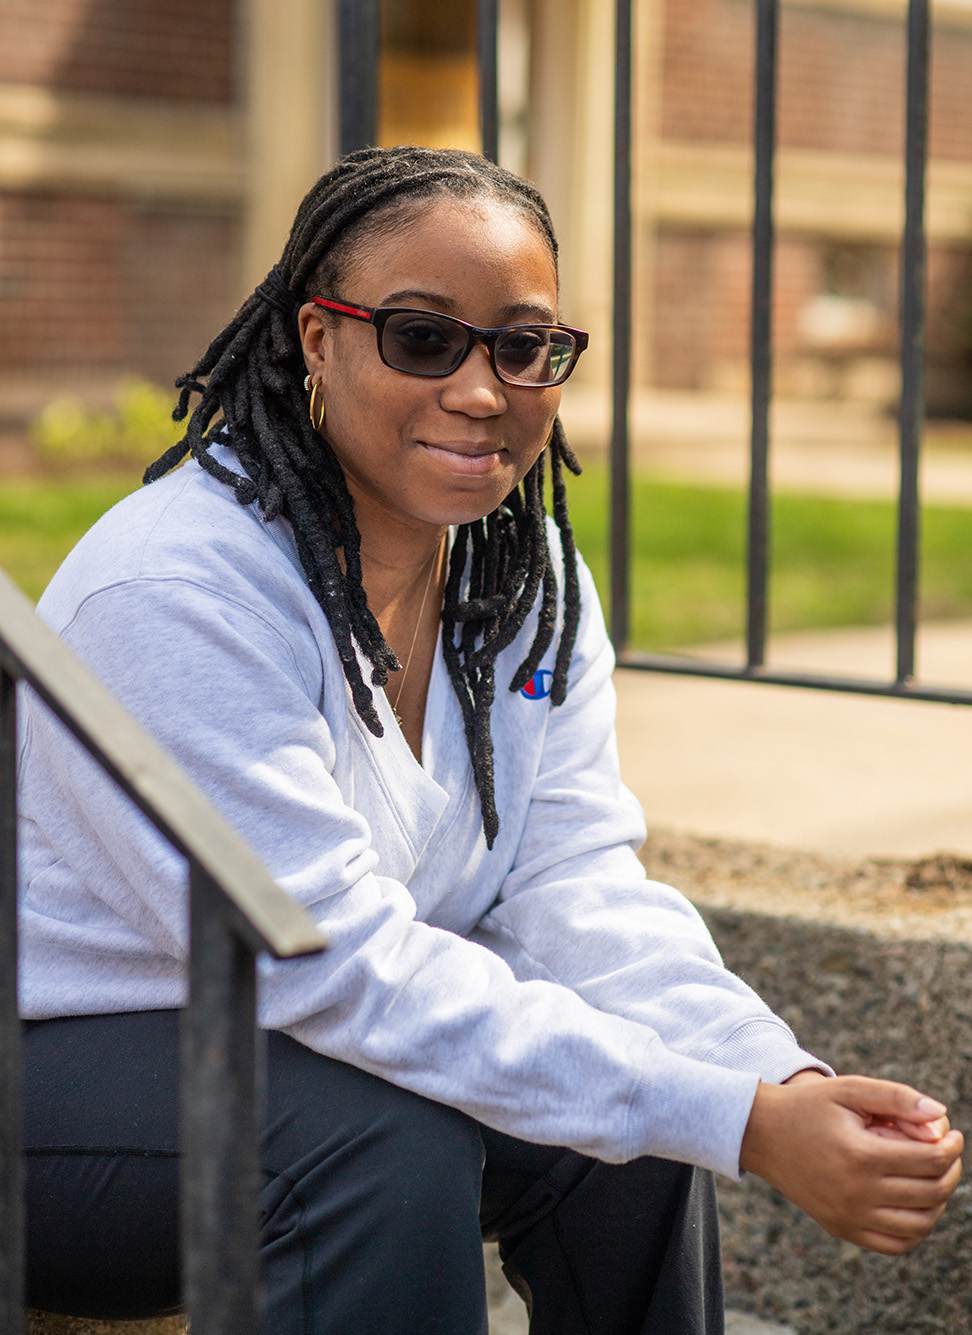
[308,379,326,433]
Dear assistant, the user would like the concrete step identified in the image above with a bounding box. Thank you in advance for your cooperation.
[27,1285,799,1335]
[485,1243,800,1334]
[23,1305,800,1334]
[727,1313,799,1335]
[26,1318,183,1333]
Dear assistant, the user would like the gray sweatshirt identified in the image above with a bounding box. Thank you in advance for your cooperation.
[18,446,826,1178]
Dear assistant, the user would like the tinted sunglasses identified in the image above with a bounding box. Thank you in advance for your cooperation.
[312,298,588,388]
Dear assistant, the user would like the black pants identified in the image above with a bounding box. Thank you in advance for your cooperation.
[23,1011,724,1334]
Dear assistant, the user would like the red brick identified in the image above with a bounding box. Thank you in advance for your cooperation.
[0,191,240,380]
[0,0,236,103]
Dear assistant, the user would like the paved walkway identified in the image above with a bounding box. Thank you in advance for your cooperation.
[614,619,972,861]
[546,388,972,863]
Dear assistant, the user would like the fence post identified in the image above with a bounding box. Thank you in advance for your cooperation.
[337,0,380,156]
[477,0,499,162]
[896,0,929,686]
[0,666,24,1335]
[181,864,263,1335]
[747,0,779,671]
[610,0,634,654]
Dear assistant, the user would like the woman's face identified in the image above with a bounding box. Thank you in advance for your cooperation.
[298,196,563,540]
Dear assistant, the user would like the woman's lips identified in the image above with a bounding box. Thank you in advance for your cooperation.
[420,441,503,475]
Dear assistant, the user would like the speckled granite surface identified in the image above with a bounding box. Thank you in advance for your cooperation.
[644,828,972,1335]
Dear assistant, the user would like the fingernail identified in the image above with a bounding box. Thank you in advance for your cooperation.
[917,1097,947,1117]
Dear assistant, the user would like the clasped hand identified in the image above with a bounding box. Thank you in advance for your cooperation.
[739,1070,964,1254]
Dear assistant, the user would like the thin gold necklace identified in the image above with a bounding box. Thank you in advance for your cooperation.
[389,541,442,728]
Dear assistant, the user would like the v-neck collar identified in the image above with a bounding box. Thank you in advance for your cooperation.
[346,623,454,872]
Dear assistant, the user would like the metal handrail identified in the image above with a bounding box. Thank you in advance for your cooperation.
[0,564,327,1335]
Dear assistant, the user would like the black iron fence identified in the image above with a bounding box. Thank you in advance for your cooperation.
[338,0,972,709]
[0,568,327,1335]
[609,0,972,708]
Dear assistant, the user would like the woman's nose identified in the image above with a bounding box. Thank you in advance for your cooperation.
[438,340,508,415]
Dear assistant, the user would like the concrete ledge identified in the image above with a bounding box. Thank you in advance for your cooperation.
[26,1318,184,1334]
[642,827,972,1335]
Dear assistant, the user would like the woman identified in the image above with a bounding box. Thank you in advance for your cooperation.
[18,146,961,1333]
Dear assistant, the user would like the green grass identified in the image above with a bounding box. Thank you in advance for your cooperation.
[0,475,138,602]
[566,462,972,648]
[3,466,972,648]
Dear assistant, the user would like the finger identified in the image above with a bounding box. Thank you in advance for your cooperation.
[867,1115,950,1143]
[893,1114,951,1141]
[847,1127,963,1178]
[837,1195,952,1250]
[835,1076,948,1128]
[875,1157,964,1210]
[852,1228,927,1256]
[842,1146,953,1188]
[865,1200,950,1240]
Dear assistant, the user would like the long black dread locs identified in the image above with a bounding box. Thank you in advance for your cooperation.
[144,145,583,848]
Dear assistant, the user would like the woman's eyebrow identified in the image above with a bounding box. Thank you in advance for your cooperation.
[502,300,558,323]
[381,288,452,309]
[380,290,557,323]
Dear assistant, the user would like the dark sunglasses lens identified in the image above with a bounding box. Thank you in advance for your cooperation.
[494,328,576,386]
[380,312,467,375]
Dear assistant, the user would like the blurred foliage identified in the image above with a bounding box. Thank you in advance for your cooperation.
[29,377,183,467]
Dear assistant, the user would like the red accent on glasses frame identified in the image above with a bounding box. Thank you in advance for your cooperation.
[313,298,372,320]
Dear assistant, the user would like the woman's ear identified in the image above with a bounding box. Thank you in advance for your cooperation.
[297,302,328,381]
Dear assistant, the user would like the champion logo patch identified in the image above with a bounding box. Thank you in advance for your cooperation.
[520,669,553,700]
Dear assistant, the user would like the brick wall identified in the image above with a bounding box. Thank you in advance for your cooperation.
[649,231,835,392]
[650,229,752,391]
[0,0,237,104]
[659,0,754,147]
[1,0,969,417]
[0,191,241,389]
[0,194,129,370]
[660,0,972,162]
[129,208,243,385]
[652,0,972,409]
[0,0,243,417]
[649,224,972,414]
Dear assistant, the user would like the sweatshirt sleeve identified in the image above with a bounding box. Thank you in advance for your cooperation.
[471,558,830,1090]
[23,570,764,1176]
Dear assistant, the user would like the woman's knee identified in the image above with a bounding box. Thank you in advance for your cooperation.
[258,1035,488,1328]
[262,1031,484,1213]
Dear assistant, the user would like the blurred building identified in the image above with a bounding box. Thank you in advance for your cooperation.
[1,0,971,427]
[642,0,972,417]
[0,0,244,408]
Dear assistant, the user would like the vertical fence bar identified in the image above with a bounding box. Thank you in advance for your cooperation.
[337,0,380,156]
[896,0,929,685]
[477,0,499,162]
[182,864,262,1335]
[0,667,24,1335]
[747,0,779,670]
[610,0,634,653]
